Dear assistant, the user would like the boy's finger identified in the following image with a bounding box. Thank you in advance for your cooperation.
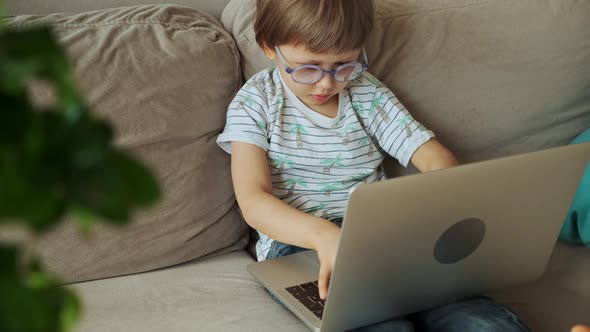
[318,267,331,300]
[571,325,590,332]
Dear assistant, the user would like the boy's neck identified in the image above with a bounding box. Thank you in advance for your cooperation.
[305,94,339,119]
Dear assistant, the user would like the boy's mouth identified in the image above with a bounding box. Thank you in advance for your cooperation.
[311,94,331,103]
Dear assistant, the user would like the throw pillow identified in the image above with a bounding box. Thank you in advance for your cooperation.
[5,5,248,282]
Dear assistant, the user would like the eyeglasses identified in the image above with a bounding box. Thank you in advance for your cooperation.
[275,46,369,85]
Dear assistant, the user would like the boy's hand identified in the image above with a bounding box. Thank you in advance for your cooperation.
[312,221,341,300]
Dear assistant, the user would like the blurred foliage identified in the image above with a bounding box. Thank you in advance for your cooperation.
[0,4,160,332]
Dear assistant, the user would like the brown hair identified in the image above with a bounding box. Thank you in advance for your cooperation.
[254,0,374,53]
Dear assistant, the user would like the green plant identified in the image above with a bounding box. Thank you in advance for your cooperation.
[0,3,160,332]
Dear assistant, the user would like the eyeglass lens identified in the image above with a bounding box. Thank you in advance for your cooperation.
[292,63,364,84]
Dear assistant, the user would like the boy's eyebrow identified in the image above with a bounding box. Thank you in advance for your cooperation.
[293,56,359,65]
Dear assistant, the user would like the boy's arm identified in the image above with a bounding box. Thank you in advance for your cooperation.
[410,139,459,172]
[231,141,340,299]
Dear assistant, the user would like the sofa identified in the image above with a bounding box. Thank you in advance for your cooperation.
[3,0,590,331]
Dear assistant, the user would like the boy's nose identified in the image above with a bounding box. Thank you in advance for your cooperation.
[316,73,335,90]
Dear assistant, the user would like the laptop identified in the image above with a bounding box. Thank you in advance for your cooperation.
[248,142,590,332]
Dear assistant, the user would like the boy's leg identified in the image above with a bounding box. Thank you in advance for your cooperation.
[264,217,344,260]
[265,239,309,260]
[409,296,530,332]
[348,317,415,332]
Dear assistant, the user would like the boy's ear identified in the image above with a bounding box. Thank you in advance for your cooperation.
[261,43,277,60]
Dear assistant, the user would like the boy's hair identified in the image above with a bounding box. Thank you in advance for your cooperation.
[254,0,374,53]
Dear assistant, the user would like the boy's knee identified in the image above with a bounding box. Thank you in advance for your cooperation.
[449,298,529,332]
[413,297,529,332]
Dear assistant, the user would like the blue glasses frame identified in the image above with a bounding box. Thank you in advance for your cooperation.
[275,46,369,84]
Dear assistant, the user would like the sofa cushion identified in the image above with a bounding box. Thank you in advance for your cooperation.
[69,251,308,332]
[65,244,590,332]
[5,5,248,283]
[490,243,590,332]
[222,0,590,176]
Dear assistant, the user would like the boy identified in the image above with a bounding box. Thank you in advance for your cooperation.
[217,0,529,330]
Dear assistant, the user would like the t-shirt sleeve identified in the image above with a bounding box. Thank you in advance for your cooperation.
[362,83,435,167]
[216,84,270,154]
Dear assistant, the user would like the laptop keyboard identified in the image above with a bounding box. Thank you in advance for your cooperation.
[285,281,326,319]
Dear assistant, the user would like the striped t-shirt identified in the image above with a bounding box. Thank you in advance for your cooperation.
[217,68,434,261]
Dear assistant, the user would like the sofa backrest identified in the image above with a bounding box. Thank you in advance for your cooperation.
[5,0,230,20]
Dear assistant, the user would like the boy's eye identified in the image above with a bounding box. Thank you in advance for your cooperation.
[297,62,348,67]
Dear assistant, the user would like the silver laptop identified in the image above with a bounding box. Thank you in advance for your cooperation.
[248,142,590,332]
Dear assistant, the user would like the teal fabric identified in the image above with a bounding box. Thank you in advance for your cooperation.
[559,127,590,246]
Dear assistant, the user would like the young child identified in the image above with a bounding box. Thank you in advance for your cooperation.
[217,0,529,330]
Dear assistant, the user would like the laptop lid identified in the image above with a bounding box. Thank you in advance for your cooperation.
[321,142,590,331]
[248,142,590,332]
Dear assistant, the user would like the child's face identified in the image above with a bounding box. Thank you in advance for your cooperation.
[264,44,362,111]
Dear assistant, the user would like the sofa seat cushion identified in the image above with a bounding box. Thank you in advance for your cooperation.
[67,244,590,332]
[69,251,308,332]
[490,243,590,332]
[5,5,248,283]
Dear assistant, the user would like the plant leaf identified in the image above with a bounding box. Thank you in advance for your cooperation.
[68,149,160,223]
[71,207,95,235]
[0,148,67,232]
[0,272,80,332]
[60,288,81,332]
[0,26,83,119]
[0,245,18,277]
[0,90,31,147]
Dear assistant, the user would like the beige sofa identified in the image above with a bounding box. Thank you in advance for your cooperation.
[4,0,590,331]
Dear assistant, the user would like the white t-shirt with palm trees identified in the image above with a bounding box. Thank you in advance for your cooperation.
[217,68,434,261]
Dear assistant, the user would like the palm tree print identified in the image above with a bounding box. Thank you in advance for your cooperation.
[358,136,375,157]
[352,102,373,127]
[271,155,295,171]
[305,202,334,219]
[322,210,337,219]
[343,173,370,184]
[256,120,266,131]
[285,178,308,195]
[370,96,390,123]
[305,202,327,215]
[338,123,355,145]
[274,95,284,109]
[352,101,365,113]
[320,154,345,175]
[320,183,342,196]
[239,94,256,108]
[395,115,413,137]
[289,124,308,148]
